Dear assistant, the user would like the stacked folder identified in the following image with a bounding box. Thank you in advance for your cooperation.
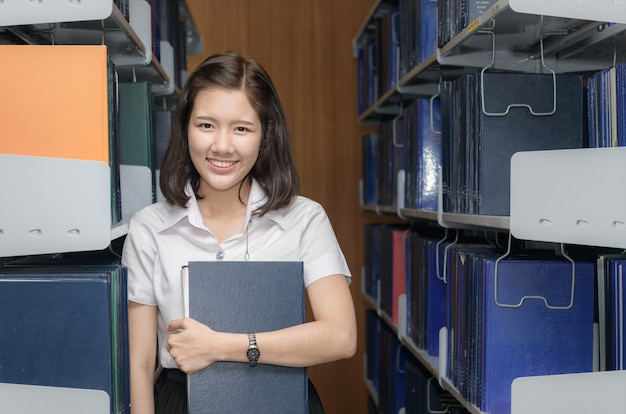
[597,254,626,371]
[587,63,626,148]
[403,97,442,211]
[377,326,407,414]
[377,225,410,325]
[361,133,379,206]
[405,232,447,356]
[0,45,116,257]
[356,0,441,115]
[437,0,498,47]
[440,71,585,216]
[0,253,129,414]
[365,309,382,395]
[445,245,595,414]
[118,81,156,221]
[363,223,384,303]
[405,354,465,414]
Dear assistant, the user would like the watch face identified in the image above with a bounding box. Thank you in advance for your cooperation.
[247,347,260,363]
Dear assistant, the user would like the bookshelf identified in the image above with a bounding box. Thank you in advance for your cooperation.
[356,1,626,413]
[0,0,202,258]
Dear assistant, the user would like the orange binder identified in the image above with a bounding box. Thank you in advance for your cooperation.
[0,45,109,164]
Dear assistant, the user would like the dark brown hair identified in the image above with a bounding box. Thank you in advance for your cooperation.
[159,51,300,215]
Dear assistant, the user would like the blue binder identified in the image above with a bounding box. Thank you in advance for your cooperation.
[183,261,307,414]
[426,237,446,356]
[480,257,595,414]
[0,261,129,414]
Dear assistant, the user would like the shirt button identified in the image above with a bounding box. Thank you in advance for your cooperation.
[216,251,224,261]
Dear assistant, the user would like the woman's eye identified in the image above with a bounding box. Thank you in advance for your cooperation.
[235,126,249,132]
[200,123,213,129]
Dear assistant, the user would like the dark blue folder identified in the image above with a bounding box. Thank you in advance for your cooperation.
[404,98,442,212]
[426,237,446,356]
[0,261,128,414]
[480,257,595,414]
[184,261,307,414]
[441,72,584,215]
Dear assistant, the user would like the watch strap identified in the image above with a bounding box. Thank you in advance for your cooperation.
[246,332,260,367]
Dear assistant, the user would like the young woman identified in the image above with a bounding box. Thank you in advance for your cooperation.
[121,51,357,414]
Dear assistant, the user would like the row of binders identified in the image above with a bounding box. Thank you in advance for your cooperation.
[356,0,497,112]
[437,0,498,48]
[0,45,175,257]
[361,54,626,216]
[357,0,438,113]
[587,63,626,148]
[361,71,588,216]
[364,223,624,414]
[367,310,468,414]
[0,251,129,414]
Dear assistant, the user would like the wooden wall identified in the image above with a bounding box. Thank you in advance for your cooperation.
[185,0,376,412]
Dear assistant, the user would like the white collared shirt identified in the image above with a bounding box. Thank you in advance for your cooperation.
[121,179,351,368]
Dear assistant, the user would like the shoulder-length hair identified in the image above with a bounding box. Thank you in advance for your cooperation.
[159,51,300,215]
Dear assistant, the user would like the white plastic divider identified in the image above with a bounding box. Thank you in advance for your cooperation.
[511,370,626,414]
[0,383,110,414]
[0,0,113,26]
[0,154,112,257]
[509,0,626,25]
[510,147,626,249]
[112,0,152,67]
[153,41,176,96]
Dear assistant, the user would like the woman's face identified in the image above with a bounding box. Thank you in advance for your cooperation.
[187,87,262,197]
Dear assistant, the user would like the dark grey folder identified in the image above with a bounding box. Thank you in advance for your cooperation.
[183,261,308,414]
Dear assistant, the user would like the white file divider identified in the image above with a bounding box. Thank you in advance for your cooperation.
[0,383,110,414]
[510,147,626,249]
[0,154,111,257]
[509,0,626,25]
[511,370,626,414]
[0,0,113,26]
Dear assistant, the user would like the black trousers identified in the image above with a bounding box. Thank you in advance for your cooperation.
[155,368,325,414]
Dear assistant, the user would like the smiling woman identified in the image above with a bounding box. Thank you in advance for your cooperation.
[187,88,262,203]
[121,51,357,414]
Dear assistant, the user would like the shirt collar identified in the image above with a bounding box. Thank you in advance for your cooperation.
[157,179,286,233]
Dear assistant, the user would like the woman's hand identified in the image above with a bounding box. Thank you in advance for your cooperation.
[166,318,218,374]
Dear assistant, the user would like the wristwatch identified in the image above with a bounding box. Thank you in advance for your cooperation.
[246,332,260,367]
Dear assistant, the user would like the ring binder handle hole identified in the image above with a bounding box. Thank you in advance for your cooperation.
[613,221,625,229]
[67,229,81,237]
[576,219,589,228]
[29,0,43,6]
[539,218,552,227]
[28,229,42,237]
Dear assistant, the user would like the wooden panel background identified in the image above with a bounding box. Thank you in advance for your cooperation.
[185,0,377,412]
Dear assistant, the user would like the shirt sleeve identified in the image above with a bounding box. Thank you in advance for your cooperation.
[121,209,158,306]
[298,201,352,287]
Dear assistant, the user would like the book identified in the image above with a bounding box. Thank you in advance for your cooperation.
[443,245,597,412]
[118,81,156,220]
[377,326,407,414]
[441,72,585,215]
[404,98,442,211]
[361,133,379,206]
[391,228,409,325]
[182,261,308,414]
[0,257,129,414]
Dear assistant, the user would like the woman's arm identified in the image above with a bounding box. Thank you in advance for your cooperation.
[167,274,356,372]
[128,300,158,414]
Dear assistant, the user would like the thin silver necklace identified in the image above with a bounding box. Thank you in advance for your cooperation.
[215,218,251,261]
